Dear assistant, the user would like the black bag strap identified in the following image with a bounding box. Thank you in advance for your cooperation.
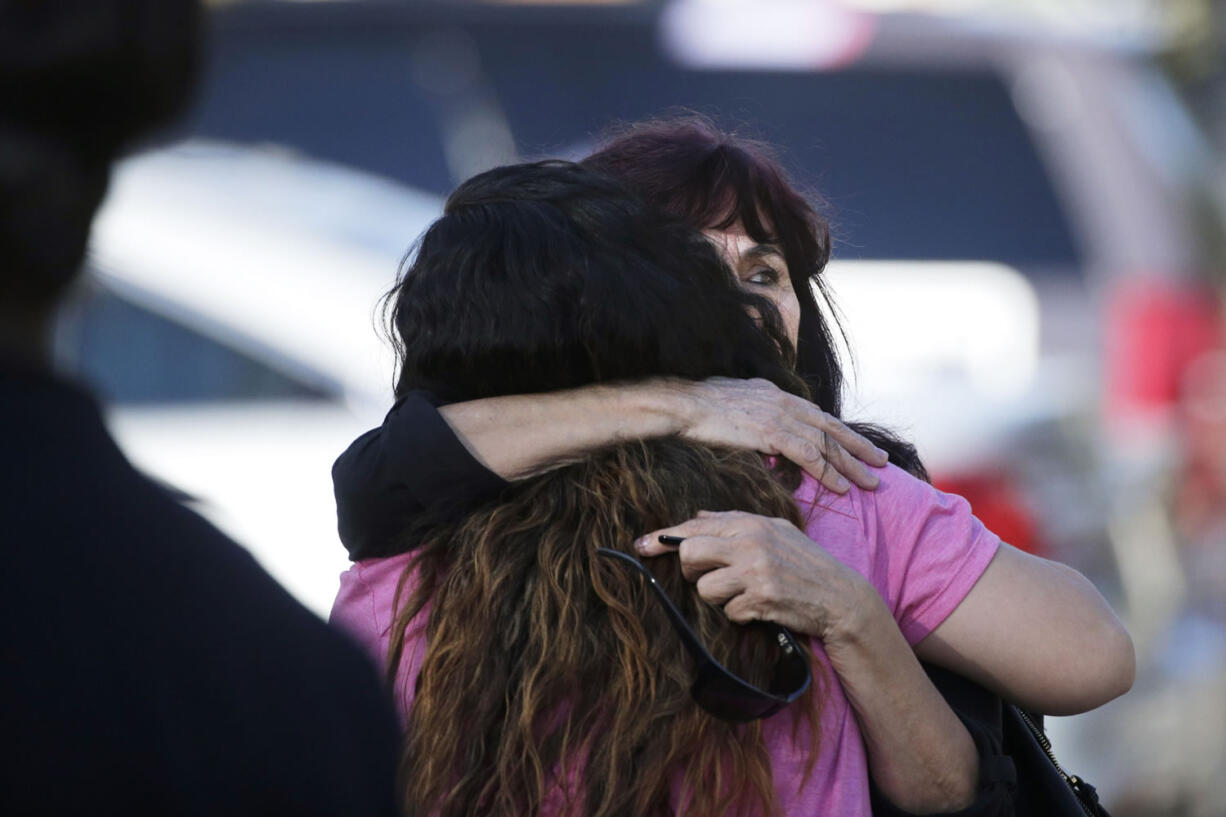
[869,664,1113,817]
[1005,706,1112,817]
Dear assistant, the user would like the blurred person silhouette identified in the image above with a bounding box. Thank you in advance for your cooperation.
[0,2,399,814]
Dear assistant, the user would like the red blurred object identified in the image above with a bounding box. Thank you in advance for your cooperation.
[1105,278,1222,425]
[1174,349,1226,541]
[934,473,1041,556]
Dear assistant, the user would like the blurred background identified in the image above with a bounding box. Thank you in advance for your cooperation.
[59,0,1226,813]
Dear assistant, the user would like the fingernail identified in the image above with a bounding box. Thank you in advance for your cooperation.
[635,536,650,554]
[836,476,851,492]
[875,447,889,461]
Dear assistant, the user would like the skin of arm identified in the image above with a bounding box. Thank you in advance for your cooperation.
[914,543,1135,716]
[637,510,1137,809]
[637,512,979,814]
[826,585,981,814]
[439,377,888,492]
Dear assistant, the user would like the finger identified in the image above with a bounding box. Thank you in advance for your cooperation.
[768,426,848,492]
[634,535,677,558]
[676,535,741,581]
[695,509,753,521]
[694,566,746,607]
[722,592,768,625]
[636,512,750,556]
[778,420,883,492]
[798,406,888,467]
[817,430,880,491]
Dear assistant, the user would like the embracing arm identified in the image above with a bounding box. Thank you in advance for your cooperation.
[633,466,1131,813]
[335,378,888,558]
[638,513,981,814]
[915,543,1135,716]
[825,583,982,813]
[442,377,887,488]
[438,382,673,479]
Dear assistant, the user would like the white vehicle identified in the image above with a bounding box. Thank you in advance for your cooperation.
[58,140,442,617]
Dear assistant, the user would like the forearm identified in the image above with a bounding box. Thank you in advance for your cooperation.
[338,379,890,558]
[440,381,685,480]
[443,375,888,488]
[1001,558,1135,715]
[825,587,979,814]
[915,545,1135,716]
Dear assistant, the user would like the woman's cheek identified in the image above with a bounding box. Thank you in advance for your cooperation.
[776,287,802,350]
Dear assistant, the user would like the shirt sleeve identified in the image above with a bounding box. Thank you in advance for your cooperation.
[868,465,1001,645]
[332,391,509,560]
[330,563,386,668]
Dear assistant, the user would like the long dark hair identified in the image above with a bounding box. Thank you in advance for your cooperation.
[385,161,823,816]
[389,160,802,407]
[583,116,927,480]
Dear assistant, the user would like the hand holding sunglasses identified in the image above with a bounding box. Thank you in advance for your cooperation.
[596,544,811,723]
[637,510,867,643]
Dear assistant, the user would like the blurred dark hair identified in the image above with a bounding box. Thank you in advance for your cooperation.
[389,160,807,412]
[0,0,203,307]
[583,116,927,480]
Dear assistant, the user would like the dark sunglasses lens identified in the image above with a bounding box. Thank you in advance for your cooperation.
[770,633,812,699]
[691,633,811,722]
[595,548,810,722]
[691,663,783,722]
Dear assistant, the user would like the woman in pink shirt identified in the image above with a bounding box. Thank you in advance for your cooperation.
[331,158,1132,816]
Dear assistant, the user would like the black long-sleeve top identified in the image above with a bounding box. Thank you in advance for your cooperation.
[333,391,507,561]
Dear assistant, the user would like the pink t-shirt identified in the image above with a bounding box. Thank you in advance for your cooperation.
[331,463,1000,816]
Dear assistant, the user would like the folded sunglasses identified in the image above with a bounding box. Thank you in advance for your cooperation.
[596,546,811,722]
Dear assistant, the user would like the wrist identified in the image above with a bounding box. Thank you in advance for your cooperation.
[820,576,891,653]
[615,378,694,439]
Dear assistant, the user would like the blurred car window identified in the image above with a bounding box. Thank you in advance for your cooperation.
[478,47,1082,268]
[56,279,331,405]
[203,21,457,195]
[197,11,1082,271]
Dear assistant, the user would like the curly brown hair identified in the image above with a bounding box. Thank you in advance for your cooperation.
[389,439,824,817]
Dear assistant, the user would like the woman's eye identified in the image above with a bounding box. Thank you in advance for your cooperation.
[745,268,780,286]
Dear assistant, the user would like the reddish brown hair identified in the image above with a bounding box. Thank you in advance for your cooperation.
[581,116,929,480]
[390,441,823,817]
[582,116,843,415]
